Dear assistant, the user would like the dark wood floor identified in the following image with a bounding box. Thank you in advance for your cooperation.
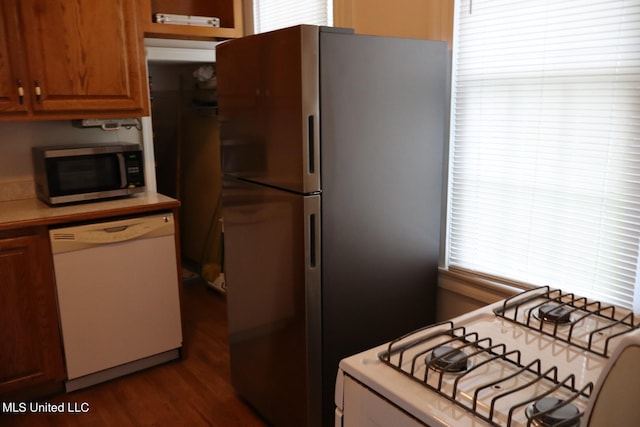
[0,280,268,427]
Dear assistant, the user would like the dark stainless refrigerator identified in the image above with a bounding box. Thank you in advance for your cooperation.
[217,25,448,427]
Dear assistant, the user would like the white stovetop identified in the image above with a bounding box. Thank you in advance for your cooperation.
[337,290,640,427]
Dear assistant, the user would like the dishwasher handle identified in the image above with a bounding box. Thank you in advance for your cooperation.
[104,225,129,233]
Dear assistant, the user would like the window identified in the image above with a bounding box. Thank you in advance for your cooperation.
[447,0,640,311]
[253,0,333,34]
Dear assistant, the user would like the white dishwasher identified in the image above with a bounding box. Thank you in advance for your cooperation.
[50,212,183,392]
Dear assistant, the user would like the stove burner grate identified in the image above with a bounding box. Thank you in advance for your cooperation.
[378,321,593,427]
[526,397,581,427]
[493,286,640,357]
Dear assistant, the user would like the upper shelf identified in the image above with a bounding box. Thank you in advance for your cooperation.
[139,0,244,40]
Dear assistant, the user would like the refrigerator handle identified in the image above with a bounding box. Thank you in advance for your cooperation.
[303,112,320,193]
[305,196,321,269]
[309,213,317,267]
[307,115,315,174]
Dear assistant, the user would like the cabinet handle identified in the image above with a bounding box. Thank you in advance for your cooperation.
[34,80,41,102]
[16,80,24,104]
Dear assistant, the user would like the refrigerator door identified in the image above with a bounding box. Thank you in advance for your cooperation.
[222,177,322,427]
[217,26,320,194]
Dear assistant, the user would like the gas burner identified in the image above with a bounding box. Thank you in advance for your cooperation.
[425,346,470,373]
[526,397,580,427]
[534,304,573,325]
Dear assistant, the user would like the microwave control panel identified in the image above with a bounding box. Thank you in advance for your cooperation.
[125,152,145,188]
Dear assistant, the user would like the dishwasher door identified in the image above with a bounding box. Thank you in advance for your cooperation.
[50,213,182,391]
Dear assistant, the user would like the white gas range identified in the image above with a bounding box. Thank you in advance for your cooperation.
[335,286,640,426]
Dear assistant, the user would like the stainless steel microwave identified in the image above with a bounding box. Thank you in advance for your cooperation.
[32,143,145,205]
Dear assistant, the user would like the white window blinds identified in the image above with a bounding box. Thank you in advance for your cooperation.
[253,0,333,34]
[447,0,640,312]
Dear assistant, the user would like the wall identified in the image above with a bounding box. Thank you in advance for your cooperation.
[334,0,453,46]
[0,121,141,202]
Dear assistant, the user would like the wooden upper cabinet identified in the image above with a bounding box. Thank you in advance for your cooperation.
[140,0,243,40]
[0,0,149,121]
[0,2,28,115]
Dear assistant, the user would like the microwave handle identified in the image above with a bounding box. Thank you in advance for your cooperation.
[117,153,127,188]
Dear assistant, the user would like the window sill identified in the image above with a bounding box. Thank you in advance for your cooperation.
[436,267,527,319]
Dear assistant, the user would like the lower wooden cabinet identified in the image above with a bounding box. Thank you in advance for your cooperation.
[0,227,65,397]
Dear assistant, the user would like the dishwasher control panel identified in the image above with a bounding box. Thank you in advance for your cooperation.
[50,213,174,253]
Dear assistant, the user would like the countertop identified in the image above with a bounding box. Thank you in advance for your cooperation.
[0,192,180,232]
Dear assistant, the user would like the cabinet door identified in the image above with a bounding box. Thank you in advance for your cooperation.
[15,0,148,115]
[0,228,65,395]
[0,2,28,114]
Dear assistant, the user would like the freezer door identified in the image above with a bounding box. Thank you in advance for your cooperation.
[217,25,320,194]
[222,178,321,427]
